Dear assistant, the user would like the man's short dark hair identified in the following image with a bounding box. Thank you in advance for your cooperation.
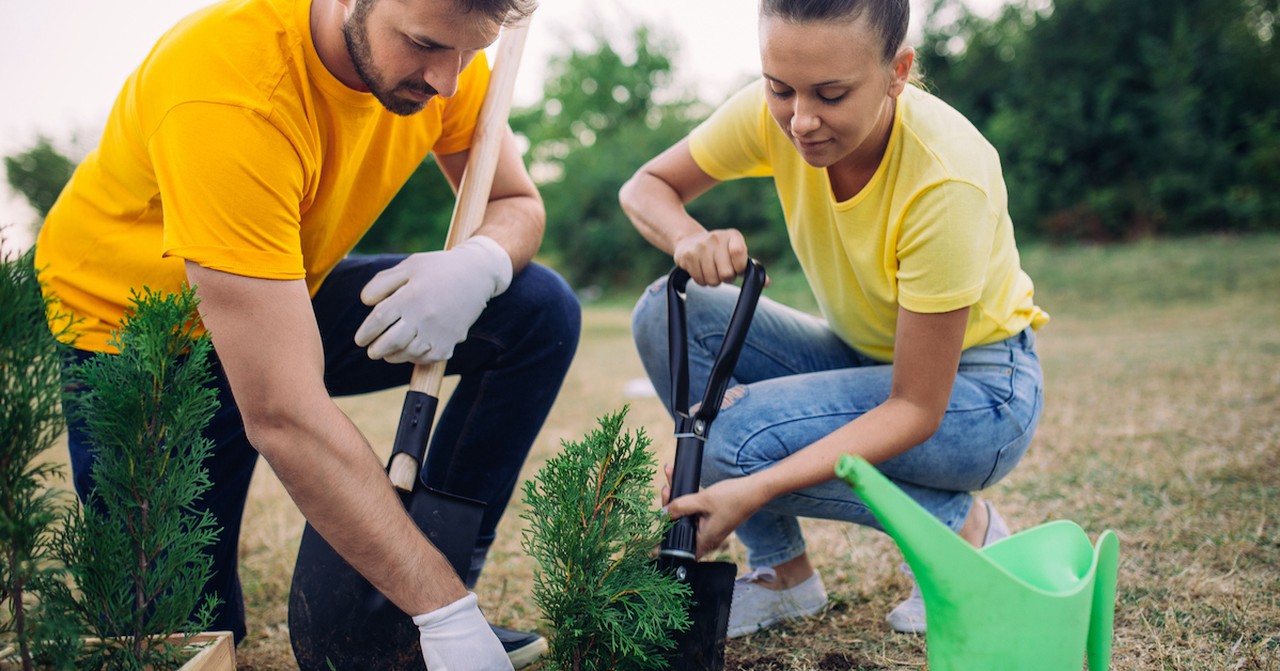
[358,0,536,27]
[453,0,538,27]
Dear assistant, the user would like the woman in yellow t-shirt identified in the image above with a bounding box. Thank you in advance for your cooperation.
[620,0,1047,637]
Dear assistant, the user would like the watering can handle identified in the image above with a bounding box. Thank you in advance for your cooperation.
[662,259,767,559]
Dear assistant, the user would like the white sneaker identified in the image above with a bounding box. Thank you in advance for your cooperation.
[726,567,828,639]
[884,578,926,634]
[886,500,1010,634]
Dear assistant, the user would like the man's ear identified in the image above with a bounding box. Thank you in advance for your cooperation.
[888,47,915,98]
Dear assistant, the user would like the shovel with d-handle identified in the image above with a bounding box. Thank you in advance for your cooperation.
[660,259,767,671]
[288,19,531,671]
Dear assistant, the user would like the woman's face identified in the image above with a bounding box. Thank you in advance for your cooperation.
[758,13,912,171]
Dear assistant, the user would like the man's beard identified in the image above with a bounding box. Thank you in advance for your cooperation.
[342,5,437,116]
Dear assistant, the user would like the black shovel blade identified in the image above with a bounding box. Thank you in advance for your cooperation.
[661,557,736,671]
[288,487,484,671]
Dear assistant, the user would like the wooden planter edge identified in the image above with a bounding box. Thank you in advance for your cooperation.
[178,632,236,671]
[0,631,235,671]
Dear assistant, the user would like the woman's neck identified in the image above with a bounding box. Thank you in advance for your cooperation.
[827,98,897,202]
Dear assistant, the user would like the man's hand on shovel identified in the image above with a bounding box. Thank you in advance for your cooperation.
[662,464,770,560]
[356,235,513,365]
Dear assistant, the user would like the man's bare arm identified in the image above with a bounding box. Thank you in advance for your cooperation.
[186,262,465,615]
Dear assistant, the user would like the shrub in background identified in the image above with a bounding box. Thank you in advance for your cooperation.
[521,408,692,671]
[919,0,1280,240]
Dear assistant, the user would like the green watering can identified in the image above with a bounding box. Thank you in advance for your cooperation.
[835,455,1120,671]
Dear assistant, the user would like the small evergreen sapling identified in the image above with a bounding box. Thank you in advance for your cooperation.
[54,285,222,670]
[0,244,80,670]
[521,408,692,671]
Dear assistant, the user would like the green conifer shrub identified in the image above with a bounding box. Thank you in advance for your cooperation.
[520,407,692,671]
[51,285,222,670]
[0,243,81,670]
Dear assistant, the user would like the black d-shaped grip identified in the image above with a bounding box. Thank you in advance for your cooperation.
[661,260,766,559]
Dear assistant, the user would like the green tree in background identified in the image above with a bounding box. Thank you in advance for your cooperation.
[919,0,1280,240]
[511,26,791,293]
[510,26,698,291]
[4,137,76,232]
[17,2,1277,292]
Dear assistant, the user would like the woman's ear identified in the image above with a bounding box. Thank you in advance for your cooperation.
[888,46,915,97]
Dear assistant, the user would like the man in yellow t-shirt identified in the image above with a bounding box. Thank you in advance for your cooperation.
[36,0,578,667]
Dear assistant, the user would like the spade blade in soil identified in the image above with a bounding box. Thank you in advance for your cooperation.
[288,487,483,671]
[663,556,736,671]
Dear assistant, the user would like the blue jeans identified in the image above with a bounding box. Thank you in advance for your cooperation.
[63,257,581,641]
[632,277,1042,568]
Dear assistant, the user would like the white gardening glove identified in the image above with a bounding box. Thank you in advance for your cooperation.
[355,236,513,364]
[412,592,513,671]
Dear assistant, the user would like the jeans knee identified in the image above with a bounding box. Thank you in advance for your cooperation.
[699,444,739,490]
[698,420,747,488]
[631,276,670,365]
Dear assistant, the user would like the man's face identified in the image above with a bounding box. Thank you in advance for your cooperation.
[343,0,501,116]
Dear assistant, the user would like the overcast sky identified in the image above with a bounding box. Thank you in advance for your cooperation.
[0,0,1003,250]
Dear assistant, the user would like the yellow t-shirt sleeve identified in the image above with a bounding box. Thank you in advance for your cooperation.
[151,102,306,279]
[433,51,491,156]
[688,80,774,181]
[896,181,997,314]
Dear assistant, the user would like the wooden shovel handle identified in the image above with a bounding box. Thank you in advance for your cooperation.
[388,21,531,492]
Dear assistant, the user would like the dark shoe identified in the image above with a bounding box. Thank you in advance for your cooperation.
[491,624,547,669]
